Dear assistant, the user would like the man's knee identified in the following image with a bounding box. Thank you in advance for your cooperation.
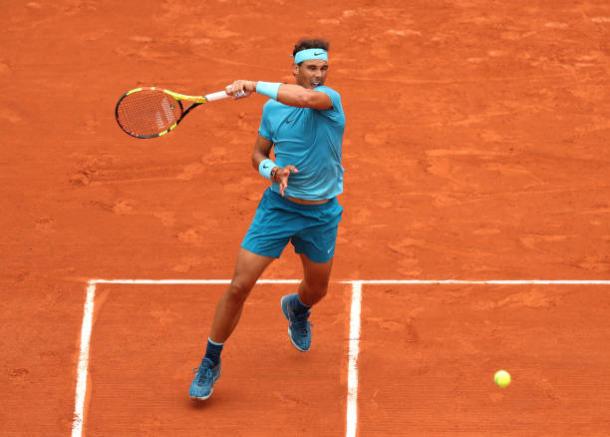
[227,279,254,303]
[304,279,329,298]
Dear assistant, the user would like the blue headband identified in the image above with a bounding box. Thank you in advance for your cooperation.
[294,48,328,64]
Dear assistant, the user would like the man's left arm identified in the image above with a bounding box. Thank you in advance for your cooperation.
[226,80,332,110]
[275,84,332,110]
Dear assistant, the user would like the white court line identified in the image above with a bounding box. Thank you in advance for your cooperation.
[72,278,610,436]
[347,279,610,285]
[89,278,610,285]
[71,282,96,437]
[90,279,299,285]
[346,281,362,437]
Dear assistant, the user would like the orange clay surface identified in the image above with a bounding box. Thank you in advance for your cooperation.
[2,0,610,435]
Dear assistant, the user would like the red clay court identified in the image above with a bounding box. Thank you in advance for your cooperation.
[2,1,610,435]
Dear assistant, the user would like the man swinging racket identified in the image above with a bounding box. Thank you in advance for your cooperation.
[190,37,345,400]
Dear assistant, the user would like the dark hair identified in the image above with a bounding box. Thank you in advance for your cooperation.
[292,38,330,60]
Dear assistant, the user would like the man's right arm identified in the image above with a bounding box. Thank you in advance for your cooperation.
[251,134,298,196]
[251,134,274,171]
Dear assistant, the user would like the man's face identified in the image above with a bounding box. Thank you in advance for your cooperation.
[293,59,328,89]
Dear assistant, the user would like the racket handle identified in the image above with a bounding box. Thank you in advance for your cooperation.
[204,90,247,102]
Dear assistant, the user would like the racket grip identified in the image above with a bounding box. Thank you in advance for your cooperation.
[204,90,246,101]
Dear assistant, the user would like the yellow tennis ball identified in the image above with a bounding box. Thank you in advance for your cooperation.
[494,370,511,388]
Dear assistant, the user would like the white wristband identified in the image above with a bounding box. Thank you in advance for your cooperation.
[256,82,281,100]
[259,159,276,179]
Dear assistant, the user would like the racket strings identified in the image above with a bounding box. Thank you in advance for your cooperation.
[116,89,182,138]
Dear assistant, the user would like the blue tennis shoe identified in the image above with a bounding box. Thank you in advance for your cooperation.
[189,358,221,400]
[280,294,312,352]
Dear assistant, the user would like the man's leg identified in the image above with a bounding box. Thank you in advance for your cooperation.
[280,254,334,352]
[297,254,334,306]
[190,248,274,400]
[210,248,275,342]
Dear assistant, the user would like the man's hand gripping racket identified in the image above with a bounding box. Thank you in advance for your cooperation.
[115,86,246,139]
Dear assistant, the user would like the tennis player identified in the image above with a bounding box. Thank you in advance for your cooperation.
[190,38,345,400]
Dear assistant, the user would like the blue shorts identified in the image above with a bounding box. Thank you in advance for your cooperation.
[241,188,343,263]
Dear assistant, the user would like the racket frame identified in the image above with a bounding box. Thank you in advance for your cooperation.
[115,87,216,139]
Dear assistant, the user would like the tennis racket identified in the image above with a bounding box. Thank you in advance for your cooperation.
[115,86,244,139]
